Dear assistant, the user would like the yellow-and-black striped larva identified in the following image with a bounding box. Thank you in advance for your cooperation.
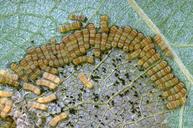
[78,73,93,89]
[72,56,94,65]
[118,26,132,49]
[68,14,87,22]
[138,49,156,66]
[87,23,96,46]
[167,88,186,101]
[0,98,12,118]
[42,72,61,85]
[127,49,141,60]
[112,27,123,48]
[94,33,101,58]
[157,77,179,90]
[166,97,186,110]
[123,28,138,52]
[49,112,69,127]
[154,73,174,86]
[0,91,13,97]
[82,28,90,50]
[100,33,108,52]
[23,83,41,95]
[162,82,186,98]
[0,69,19,87]
[59,21,82,33]
[36,79,57,90]
[106,25,118,50]
[139,36,153,48]
[146,60,168,76]
[128,32,145,51]
[68,34,81,58]
[74,30,86,54]
[142,53,161,69]
[30,102,48,111]
[100,15,109,33]
[150,66,171,81]
[154,34,173,57]
[36,93,57,104]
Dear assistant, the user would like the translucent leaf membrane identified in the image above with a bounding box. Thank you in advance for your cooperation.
[0,0,191,127]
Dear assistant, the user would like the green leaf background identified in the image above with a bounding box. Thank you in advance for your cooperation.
[0,0,193,127]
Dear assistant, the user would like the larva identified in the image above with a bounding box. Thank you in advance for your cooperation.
[162,82,185,97]
[29,68,41,81]
[150,66,171,81]
[118,26,131,49]
[49,112,69,127]
[94,33,101,58]
[68,14,87,22]
[0,91,13,97]
[101,33,108,52]
[106,25,118,50]
[154,34,173,57]
[74,30,86,54]
[59,21,82,33]
[167,88,186,101]
[127,49,141,60]
[0,70,19,87]
[157,77,179,90]
[138,49,156,66]
[146,60,168,76]
[31,102,48,111]
[23,83,41,95]
[166,97,186,109]
[36,94,57,104]
[42,72,61,85]
[0,98,12,118]
[87,23,96,46]
[39,64,59,75]
[142,53,161,69]
[78,73,93,89]
[36,79,57,90]
[72,56,94,65]
[112,28,123,48]
[0,70,18,81]
[140,36,153,48]
[154,73,174,86]
[100,15,109,33]
[128,32,144,51]
[68,34,81,58]
[122,29,138,52]
[82,28,90,50]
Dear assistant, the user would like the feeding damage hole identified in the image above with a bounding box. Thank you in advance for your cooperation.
[0,14,187,128]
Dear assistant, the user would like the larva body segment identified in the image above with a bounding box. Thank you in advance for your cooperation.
[94,33,101,58]
[106,25,118,50]
[0,91,12,97]
[37,94,57,104]
[42,72,60,85]
[100,15,109,33]
[23,83,41,95]
[101,33,108,51]
[87,23,96,46]
[154,35,173,57]
[0,98,12,118]
[112,28,123,48]
[162,82,185,97]
[166,97,186,110]
[167,88,186,101]
[82,28,90,50]
[118,26,131,49]
[36,79,57,90]
[59,21,81,33]
[68,15,87,22]
[142,53,161,69]
[158,77,179,90]
[31,102,48,111]
[123,29,138,52]
[146,61,168,76]
[138,49,156,66]
[127,49,141,60]
[49,112,69,127]
[150,66,171,81]
[72,56,94,65]
[78,73,93,89]
[74,30,86,54]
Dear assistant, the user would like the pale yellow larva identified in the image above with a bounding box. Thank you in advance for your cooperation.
[36,94,57,104]
[49,112,69,127]
[78,73,93,89]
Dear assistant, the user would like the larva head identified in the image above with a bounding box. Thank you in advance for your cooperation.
[163,66,171,73]
[154,34,161,43]
[110,25,118,33]
[87,56,94,64]
[100,15,108,21]
[124,26,132,34]
[74,30,82,38]
[87,23,95,30]
[159,61,168,69]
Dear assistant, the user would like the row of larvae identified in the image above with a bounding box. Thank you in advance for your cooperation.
[136,38,187,109]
